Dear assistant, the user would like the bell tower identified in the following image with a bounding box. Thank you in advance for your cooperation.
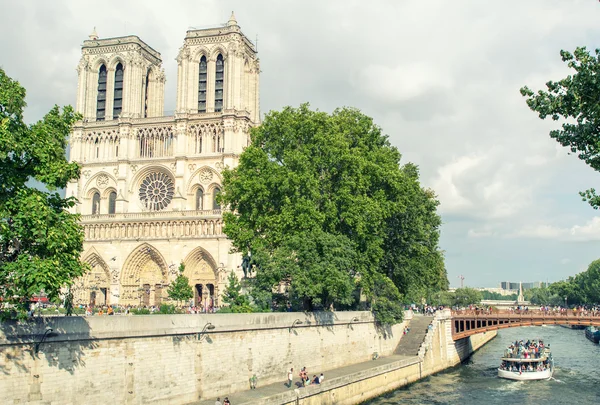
[175,12,260,123]
[75,29,166,121]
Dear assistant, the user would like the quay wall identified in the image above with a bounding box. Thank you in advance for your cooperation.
[268,310,496,405]
[0,311,410,405]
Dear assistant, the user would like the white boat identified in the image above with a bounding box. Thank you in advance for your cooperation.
[498,344,553,381]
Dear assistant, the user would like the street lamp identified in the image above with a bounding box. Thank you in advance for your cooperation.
[564,296,567,308]
[289,319,303,333]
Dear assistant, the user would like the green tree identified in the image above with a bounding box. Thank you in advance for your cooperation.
[221,271,254,313]
[221,104,447,323]
[573,258,600,304]
[452,287,482,307]
[0,68,84,318]
[521,47,600,208]
[167,263,193,305]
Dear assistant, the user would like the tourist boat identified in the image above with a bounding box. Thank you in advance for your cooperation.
[498,342,553,381]
[585,326,600,344]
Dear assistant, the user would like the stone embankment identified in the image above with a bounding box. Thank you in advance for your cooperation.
[0,310,495,405]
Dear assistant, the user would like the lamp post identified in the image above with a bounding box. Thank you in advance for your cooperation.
[564,296,567,309]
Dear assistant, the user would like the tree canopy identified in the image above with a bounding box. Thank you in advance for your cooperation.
[521,47,600,208]
[221,104,447,323]
[0,68,85,318]
[167,263,193,304]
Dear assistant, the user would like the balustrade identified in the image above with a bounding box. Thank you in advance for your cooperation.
[83,218,224,240]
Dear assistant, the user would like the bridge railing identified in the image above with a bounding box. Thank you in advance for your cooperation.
[451,309,600,318]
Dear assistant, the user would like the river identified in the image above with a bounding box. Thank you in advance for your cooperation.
[365,325,600,405]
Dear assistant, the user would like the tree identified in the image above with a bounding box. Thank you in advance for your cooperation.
[167,263,193,305]
[220,271,254,313]
[221,104,447,323]
[521,47,600,208]
[452,287,482,307]
[0,68,85,318]
[573,258,600,304]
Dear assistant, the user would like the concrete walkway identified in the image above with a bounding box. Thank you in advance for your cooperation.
[193,354,420,405]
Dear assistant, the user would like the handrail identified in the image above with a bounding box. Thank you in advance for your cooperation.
[80,209,222,222]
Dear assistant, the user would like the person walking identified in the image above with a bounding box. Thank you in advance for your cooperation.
[287,368,294,388]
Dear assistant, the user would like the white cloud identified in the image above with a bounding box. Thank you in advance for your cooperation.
[511,217,600,242]
[357,63,453,103]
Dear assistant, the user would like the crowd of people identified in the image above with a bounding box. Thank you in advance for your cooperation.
[504,339,546,359]
[499,339,552,373]
[286,367,324,388]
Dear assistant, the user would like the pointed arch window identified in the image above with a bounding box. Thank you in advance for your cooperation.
[96,65,107,121]
[212,187,221,210]
[214,54,224,112]
[198,56,207,113]
[144,70,150,118]
[92,192,101,215]
[195,188,204,210]
[108,191,117,214]
[113,63,124,119]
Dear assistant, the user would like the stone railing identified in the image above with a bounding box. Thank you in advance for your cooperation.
[80,209,222,222]
[83,218,224,241]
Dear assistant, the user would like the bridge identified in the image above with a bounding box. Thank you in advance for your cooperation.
[451,310,600,340]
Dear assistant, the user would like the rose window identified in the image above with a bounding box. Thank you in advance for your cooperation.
[139,172,175,211]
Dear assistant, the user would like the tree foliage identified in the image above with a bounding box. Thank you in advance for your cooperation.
[221,104,447,323]
[521,47,600,208]
[167,263,193,304]
[452,287,482,307]
[220,271,254,313]
[0,68,85,318]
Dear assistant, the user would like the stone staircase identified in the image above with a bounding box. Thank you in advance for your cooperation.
[395,315,433,356]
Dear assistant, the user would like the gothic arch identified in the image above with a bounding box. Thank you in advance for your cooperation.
[83,172,117,196]
[101,186,117,199]
[74,248,112,306]
[108,54,127,70]
[120,243,168,306]
[90,56,109,71]
[192,46,211,63]
[210,46,228,61]
[186,165,223,193]
[183,247,218,283]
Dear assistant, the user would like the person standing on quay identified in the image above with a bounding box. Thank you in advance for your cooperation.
[287,368,294,388]
[214,398,221,405]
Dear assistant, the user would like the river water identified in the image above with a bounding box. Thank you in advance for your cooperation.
[365,325,600,405]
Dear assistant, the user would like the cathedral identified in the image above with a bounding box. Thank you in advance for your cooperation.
[65,13,260,309]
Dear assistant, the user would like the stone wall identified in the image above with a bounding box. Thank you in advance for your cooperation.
[0,311,409,405]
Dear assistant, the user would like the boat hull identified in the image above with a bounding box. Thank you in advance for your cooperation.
[498,368,553,381]
[585,328,600,344]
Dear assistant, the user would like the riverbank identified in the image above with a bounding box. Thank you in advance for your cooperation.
[194,313,497,405]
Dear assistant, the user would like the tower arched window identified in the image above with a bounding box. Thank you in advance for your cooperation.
[214,54,224,112]
[113,63,124,119]
[144,70,150,118]
[96,65,107,121]
[108,191,117,214]
[196,188,204,210]
[92,192,101,215]
[212,187,221,210]
[198,56,207,113]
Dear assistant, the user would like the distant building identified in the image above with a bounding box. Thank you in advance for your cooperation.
[500,281,546,291]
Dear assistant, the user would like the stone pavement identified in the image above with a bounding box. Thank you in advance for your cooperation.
[193,354,420,405]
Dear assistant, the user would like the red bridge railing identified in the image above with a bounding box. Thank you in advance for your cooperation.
[450,309,600,340]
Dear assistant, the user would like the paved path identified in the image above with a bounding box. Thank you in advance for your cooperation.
[193,354,419,405]
[192,316,433,405]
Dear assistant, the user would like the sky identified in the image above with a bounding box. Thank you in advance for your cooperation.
[2,0,600,288]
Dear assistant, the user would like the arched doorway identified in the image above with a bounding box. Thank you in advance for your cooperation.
[120,244,168,307]
[76,250,111,307]
[183,247,218,311]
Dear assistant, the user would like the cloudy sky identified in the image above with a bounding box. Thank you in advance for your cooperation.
[2,0,600,288]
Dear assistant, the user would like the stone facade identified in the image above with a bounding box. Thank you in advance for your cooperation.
[65,14,260,308]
